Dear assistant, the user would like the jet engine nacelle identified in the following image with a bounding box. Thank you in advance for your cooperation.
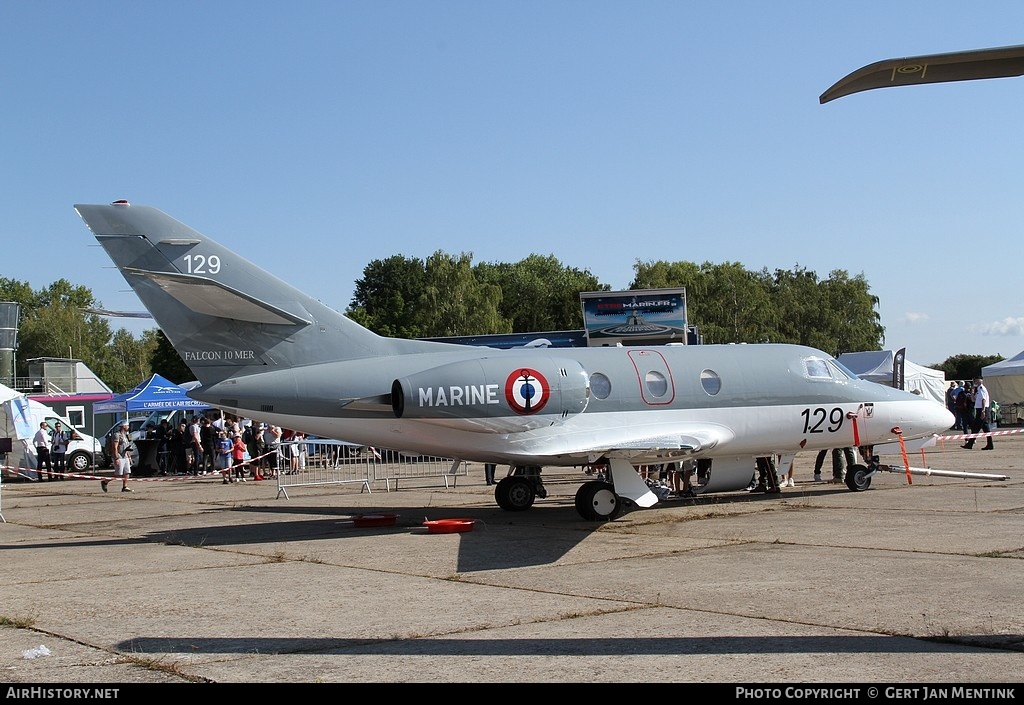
[391,355,590,433]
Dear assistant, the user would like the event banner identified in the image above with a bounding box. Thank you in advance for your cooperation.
[580,288,688,345]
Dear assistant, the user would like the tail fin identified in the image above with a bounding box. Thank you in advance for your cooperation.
[75,201,438,387]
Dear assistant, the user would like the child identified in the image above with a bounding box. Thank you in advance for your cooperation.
[231,433,248,482]
[216,431,232,483]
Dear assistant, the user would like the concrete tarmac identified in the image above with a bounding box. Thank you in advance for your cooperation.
[2,432,1023,684]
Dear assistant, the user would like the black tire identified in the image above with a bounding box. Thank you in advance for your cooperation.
[845,463,872,492]
[67,451,92,473]
[495,476,536,511]
[574,481,622,522]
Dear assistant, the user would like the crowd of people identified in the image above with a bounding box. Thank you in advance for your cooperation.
[636,459,712,499]
[637,452,847,499]
[138,414,313,484]
[946,377,997,450]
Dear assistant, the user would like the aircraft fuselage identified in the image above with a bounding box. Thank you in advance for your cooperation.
[197,343,952,468]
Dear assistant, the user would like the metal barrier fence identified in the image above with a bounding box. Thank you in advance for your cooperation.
[269,439,466,499]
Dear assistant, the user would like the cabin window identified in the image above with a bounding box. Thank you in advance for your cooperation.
[700,369,721,396]
[645,370,668,397]
[589,372,611,400]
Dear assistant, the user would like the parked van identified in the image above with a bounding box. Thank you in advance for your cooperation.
[26,399,104,474]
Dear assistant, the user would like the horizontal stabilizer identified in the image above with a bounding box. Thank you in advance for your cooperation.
[123,268,311,326]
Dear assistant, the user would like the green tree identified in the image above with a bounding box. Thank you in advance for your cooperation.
[350,252,604,338]
[934,354,1004,382]
[9,279,112,374]
[767,267,884,356]
[0,278,34,308]
[700,262,775,344]
[148,329,193,384]
[0,277,156,392]
[817,270,884,355]
[768,266,823,347]
[630,260,704,292]
[419,251,507,337]
[475,255,605,332]
[632,260,775,345]
[632,260,885,355]
[346,255,428,337]
[100,328,151,392]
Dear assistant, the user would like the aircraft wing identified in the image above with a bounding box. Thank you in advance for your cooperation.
[820,44,1024,103]
[540,422,736,463]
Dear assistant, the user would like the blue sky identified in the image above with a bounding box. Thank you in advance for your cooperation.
[3,1,1023,367]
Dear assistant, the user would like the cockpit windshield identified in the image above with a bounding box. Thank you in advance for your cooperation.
[828,359,858,381]
[804,357,857,382]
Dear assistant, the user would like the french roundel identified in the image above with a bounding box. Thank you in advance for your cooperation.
[505,368,550,415]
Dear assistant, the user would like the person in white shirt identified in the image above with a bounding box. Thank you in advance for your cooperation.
[188,417,203,474]
[32,421,53,481]
[961,377,994,450]
[263,424,283,476]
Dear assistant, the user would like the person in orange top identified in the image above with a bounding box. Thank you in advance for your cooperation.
[231,433,248,482]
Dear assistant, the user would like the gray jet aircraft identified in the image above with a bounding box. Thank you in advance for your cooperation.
[75,201,954,520]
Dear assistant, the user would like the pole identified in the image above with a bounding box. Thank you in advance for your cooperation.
[876,464,1008,481]
[0,454,6,523]
[893,426,912,485]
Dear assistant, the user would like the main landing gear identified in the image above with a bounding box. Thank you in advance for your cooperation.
[574,480,622,522]
[493,465,624,521]
[494,466,547,512]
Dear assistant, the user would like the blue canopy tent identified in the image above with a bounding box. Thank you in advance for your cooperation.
[94,374,211,415]
[93,374,211,473]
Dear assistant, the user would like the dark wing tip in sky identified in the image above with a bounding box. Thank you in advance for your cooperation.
[83,307,154,319]
[820,44,1024,104]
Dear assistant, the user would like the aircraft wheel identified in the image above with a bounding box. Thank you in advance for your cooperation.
[574,481,622,522]
[845,464,872,492]
[495,476,536,511]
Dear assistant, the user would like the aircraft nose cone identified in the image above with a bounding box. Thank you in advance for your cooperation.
[890,399,955,441]
[939,406,956,433]
[918,402,955,436]
[942,407,956,429]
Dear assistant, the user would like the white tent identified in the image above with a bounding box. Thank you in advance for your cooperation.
[836,350,947,406]
[1,383,104,480]
[0,383,40,479]
[982,350,1024,404]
